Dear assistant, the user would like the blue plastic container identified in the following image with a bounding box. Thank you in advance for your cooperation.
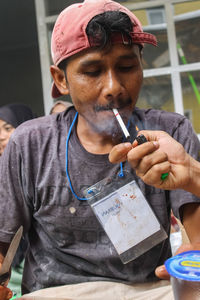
[165,250,200,300]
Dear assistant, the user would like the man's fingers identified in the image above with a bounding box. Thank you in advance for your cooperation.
[155,265,170,280]
[156,244,200,282]
[109,135,160,165]
[135,152,169,177]
[127,146,165,171]
[136,130,170,143]
[137,161,171,186]
[7,290,13,300]
[126,142,159,168]
[0,286,13,300]
[109,143,132,163]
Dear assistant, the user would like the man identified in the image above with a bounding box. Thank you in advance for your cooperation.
[0,0,200,299]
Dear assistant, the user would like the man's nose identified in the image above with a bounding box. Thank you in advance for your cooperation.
[102,70,123,100]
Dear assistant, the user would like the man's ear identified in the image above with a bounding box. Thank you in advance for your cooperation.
[50,65,69,95]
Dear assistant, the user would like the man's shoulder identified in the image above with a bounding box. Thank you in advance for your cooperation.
[12,115,54,139]
[10,110,73,147]
[134,107,187,132]
[134,107,185,121]
[13,108,75,138]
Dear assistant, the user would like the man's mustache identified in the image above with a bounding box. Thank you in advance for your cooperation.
[94,98,132,112]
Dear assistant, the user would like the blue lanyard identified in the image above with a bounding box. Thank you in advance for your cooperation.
[65,112,88,200]
[65,112,130,201]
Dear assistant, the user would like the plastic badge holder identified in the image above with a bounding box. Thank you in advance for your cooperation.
[165,250,200,300]
[83,172,167,264]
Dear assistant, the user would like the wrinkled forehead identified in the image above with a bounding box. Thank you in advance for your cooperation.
[66,43,142,66]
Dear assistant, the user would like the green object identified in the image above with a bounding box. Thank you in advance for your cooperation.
[177,43,200,105]
[8,260,24,299]
[161,172,169,180]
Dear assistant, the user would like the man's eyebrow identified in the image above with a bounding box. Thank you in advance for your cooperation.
[79,59,101,67]
[118,54,138,60]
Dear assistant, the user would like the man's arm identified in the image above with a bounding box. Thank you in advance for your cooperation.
[182,203,200,244]
[155,202,200,280]
[181,157,200,197]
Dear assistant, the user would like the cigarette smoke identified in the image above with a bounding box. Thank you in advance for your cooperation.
[80,99,133,139]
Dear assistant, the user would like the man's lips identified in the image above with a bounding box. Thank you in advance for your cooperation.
[95,106,113,112]
[94,98,132,113]
[94,105,130,113]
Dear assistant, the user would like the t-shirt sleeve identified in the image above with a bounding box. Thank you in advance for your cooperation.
[0,136,32,243]
[170,117,200,220]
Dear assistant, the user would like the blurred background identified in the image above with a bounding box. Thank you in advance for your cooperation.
[0,0,200,136]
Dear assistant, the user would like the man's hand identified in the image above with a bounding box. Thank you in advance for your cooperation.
[0,260,12,300]
[109,130,193,192]
[0,286,12,300]
[0,244,11,291]
[155,243,200,280]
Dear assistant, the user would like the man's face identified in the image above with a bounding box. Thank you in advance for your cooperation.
[64,44,143,136]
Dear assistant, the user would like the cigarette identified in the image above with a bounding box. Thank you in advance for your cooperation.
[112,108,130,140]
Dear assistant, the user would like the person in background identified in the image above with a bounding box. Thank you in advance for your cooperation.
[0,104,36,156]
[0,1,200,299]
[0,103,36,299]
[0,145,3,156]
[49,100,72,114]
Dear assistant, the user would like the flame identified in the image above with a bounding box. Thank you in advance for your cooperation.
[135,125,139,132]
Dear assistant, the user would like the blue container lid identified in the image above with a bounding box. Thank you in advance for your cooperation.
[165,250,200,281]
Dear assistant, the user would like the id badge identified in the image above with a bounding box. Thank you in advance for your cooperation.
[84,173,167,264]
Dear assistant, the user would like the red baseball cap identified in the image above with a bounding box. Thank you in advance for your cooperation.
[51,0,157,98]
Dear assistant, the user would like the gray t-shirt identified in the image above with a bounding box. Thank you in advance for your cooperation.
[0,107,200,293]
